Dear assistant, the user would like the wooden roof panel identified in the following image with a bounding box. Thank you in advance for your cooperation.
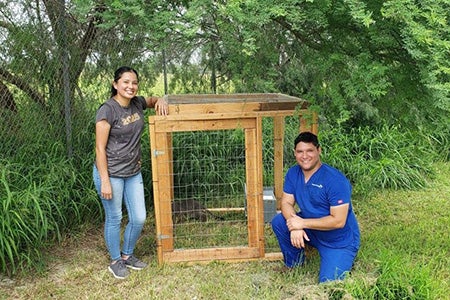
[166,93,309,115]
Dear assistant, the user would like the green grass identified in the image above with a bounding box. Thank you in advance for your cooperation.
[1,163,448,300]
[0,156,101,276]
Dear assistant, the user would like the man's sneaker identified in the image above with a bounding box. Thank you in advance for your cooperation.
[123,255,147,270]
[108,259,129,279]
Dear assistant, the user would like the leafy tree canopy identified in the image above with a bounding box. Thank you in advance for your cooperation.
[0,0,448,129]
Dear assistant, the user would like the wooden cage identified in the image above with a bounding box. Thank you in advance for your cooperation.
[148,93,318,264]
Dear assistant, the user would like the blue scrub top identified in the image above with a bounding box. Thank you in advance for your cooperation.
[284,163,360,248]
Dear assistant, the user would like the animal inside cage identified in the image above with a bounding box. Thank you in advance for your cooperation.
[149,93,317,264]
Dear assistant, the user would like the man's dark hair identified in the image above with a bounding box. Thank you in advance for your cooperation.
[294,132,320,149]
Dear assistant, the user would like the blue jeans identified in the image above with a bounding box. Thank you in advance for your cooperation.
[93,165,146,261]
[271,213,359,283]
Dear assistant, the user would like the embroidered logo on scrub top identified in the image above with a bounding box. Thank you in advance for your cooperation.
[311,183,323,188]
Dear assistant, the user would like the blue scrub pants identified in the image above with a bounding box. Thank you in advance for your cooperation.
[271,213,359,283]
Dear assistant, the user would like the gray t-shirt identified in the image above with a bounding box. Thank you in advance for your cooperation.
[95,96,147,177]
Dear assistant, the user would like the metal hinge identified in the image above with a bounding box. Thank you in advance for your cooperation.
[154,150,165,157]
[158,234,170,240]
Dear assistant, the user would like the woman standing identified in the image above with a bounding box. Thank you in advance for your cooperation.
[93,66,168,279]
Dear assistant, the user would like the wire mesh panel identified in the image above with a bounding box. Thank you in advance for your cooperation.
[171,130,247,248]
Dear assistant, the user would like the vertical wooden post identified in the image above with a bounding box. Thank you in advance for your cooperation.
[245,118,262,247]
[245,117,265,257]
[255,117,265,257]
[149,117,174,263]
[299,110,319,134]
[148,117,162,263]
[273,116,285,210]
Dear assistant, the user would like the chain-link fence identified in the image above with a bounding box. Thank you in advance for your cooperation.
[1,1,168,165]
[0,2,176,273]
[6,1,149,158]
[0,2,176,249]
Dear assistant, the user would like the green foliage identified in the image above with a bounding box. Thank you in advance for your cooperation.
[429,124,450,161]
[320,125,439,196]
[382,0,450,112]
[214,0,449,129]
[346,252,440,299]
[2,0,450,132]
[0,139,101,275]
[344,0,375,28]
[349,164,450,299]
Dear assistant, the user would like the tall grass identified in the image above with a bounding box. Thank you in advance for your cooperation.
[0,148,100,275]
[319,125,441,196]
[430,127,450,161]
[0,94,103,275]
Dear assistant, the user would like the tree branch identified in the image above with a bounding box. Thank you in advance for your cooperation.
[71,3,106,83]
[0,68,46,106]
[0,80,17,112]
[272,16,324,51]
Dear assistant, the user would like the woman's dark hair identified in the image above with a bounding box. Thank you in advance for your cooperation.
[110,66,139,97]
[294,132,320,149]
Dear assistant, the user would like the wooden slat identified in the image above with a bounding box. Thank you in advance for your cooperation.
[148,119,163,263]
[169,102,262,115]
[163,247,261,262]
[153,132,174,257]
[160,251,283,264]
[243,116,264,257]
[264,252,283,261]
[166,93,305,104]
[206,207,245,212]
[154,109,311,123]
[255,117,265,257]
[273,116,285,210]
[169,101,307,115]
[259,102,304,111]
[151,117,257,133]
[311,112,319,134]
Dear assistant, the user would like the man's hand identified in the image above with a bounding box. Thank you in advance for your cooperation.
[290,229,310,248]
[287,213,305,231]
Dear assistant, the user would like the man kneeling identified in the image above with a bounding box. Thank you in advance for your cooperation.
[271,132,360,283]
